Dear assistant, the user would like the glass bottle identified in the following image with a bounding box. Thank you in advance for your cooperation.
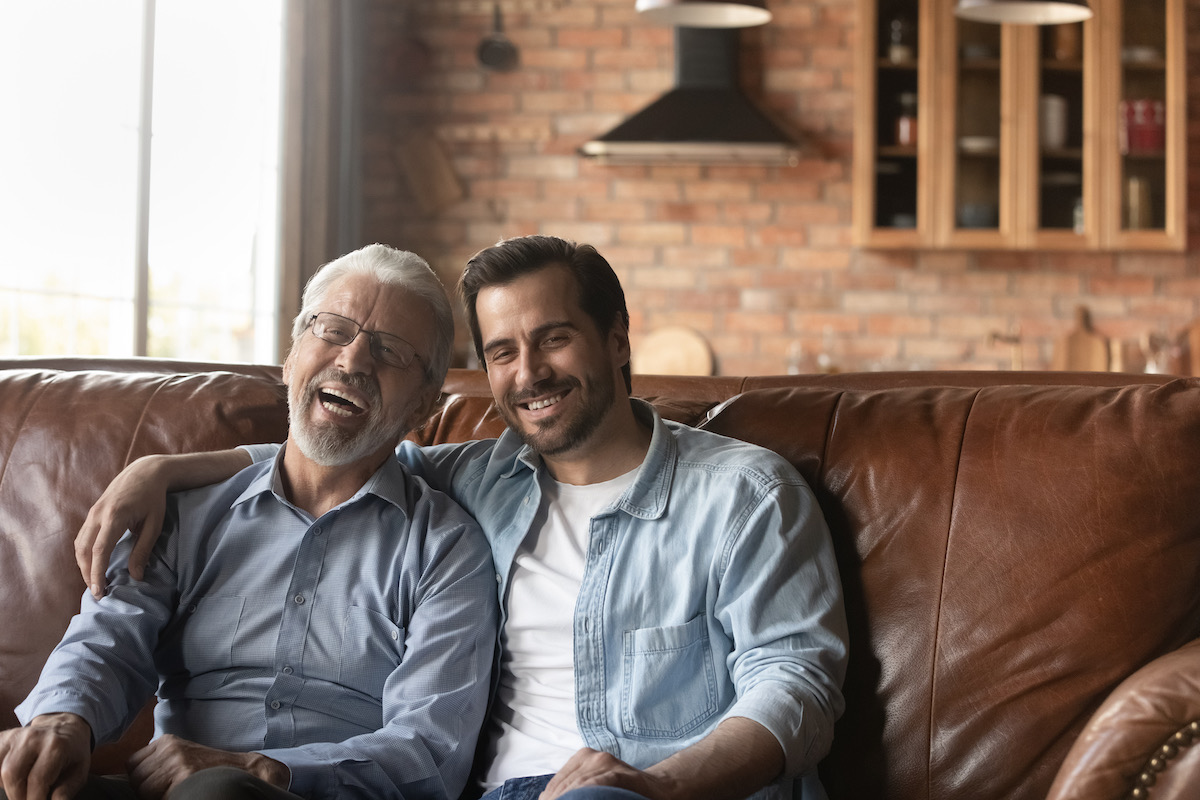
[895,92,918,147]
[887,13,916,64]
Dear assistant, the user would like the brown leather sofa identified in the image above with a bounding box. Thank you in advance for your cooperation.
[2,357,1198,800]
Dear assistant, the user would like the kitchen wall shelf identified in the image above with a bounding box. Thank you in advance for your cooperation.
[852,0,1186,251]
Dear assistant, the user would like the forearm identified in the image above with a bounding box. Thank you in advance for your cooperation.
[644,717,784,800]
[144,449,253,491]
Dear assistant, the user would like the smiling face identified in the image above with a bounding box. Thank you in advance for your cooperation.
[476,264,629,459]
[283,273,437,469]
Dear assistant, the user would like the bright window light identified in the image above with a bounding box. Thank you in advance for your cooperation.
[0,0,284,363]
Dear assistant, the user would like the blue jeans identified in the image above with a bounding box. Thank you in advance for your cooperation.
[480,775,650,800]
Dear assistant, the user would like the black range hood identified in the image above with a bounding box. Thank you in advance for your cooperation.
[580,27,800,165]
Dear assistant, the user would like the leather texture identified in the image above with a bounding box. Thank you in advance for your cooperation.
[1,357,1197,798]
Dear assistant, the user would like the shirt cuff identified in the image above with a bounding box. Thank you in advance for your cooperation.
[239,443,280,464]
[723,681,831,779]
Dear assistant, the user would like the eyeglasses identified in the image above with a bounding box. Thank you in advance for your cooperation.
[307,312,425,371]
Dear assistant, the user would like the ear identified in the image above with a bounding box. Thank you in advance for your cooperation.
[404,382,442,432]
[281,349,295,387]
[609,318,631,368]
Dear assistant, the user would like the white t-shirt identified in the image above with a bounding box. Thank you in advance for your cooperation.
[480,467,636,789]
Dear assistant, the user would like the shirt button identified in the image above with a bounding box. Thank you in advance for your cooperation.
[187,604,197,613]
[495,573,502,584]
[294,594,305,605]
[391,629,399,641]
[313,527,323,537]
[282,666,293,675]
[582,618,591,632]
[270,700,281,710]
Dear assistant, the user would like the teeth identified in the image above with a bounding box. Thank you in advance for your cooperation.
[527,394,563,411]
[319,386,365,416]
[321,399,355,417]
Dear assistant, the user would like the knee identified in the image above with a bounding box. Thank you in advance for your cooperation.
[555,789,651,800]
[168,766,262,800]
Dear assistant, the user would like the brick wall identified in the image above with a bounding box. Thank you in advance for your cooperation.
[360,0,1200,375]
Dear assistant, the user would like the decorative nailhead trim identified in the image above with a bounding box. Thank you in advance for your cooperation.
[1127,721,1200,798]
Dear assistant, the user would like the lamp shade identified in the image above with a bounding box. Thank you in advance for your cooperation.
[955,0,1092,24]
[636,0,772,28]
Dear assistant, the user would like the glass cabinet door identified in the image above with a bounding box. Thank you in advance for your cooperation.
[1117,0,1166,232]
[1036,22,1086,235]
[1101,0,1184,249]
[953,19,1001,233]
[873,0,921,232]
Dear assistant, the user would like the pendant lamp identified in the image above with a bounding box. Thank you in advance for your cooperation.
[955,0,1092,24]
[635,0,772,28]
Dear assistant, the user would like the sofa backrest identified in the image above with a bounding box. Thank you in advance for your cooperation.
[1,359,1197,799]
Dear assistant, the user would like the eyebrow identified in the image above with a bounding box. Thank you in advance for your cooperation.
[482,320,578,354]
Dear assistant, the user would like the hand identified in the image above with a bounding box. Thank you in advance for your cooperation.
[75,455,173,598]
[540,749,673,800]
[126,735,289,800]
[0,713,92,800]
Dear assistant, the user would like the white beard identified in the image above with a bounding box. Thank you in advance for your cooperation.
[287,369,402,467]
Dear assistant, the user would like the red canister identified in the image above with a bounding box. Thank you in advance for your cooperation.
[1119,99,1166,155]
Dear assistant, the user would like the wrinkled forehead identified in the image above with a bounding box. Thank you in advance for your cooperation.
[322,275,435,349]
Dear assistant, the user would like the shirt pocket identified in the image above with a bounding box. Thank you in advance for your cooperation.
[621,614,718,739]
[338,605,405,698]
[173,595,246,677]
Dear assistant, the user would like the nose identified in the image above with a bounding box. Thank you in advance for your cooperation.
[514,346,551,387]
[334,330,376,375]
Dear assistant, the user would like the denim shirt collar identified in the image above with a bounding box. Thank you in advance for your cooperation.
[504,398,675,521]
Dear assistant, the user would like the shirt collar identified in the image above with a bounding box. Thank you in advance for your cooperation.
[231,443,412,517]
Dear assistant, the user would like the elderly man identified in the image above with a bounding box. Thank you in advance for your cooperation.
[1,244,497,800]
[77,236,847,800]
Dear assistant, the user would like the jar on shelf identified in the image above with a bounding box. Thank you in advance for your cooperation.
[895,92,918,146]
[887,13,916,64]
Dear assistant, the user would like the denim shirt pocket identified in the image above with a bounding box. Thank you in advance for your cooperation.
[173,595,245,676]
[620,614,719,739]
[338,605,405,698]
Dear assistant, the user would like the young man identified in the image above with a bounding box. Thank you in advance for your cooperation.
[76,236,848,800]
[3,245,497,800]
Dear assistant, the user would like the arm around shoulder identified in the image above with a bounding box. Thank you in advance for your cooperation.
[76,448,254,596]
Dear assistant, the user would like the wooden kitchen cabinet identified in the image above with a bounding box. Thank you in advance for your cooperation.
[852,0,1186,251]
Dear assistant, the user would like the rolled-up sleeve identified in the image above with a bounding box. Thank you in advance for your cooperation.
[717,478,848,778]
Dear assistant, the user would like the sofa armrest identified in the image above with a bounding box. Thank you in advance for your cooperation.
[1048,637,1200,800]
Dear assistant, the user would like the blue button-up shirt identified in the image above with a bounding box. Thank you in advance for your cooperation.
[18,451,497,800]
[395,400,848,800]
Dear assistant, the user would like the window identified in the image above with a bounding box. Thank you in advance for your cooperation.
[0,0,284,363]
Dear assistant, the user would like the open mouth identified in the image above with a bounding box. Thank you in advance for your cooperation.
[319,387,366,417]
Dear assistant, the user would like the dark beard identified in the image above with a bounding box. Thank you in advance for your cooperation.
[501,373,615,457]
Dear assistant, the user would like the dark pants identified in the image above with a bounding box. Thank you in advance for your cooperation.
[0,767,303,800]
[480,775,650,800]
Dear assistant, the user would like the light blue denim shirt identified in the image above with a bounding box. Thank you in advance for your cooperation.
[18,450,498,800]
[243,401,847,799]
[397,400,848,800]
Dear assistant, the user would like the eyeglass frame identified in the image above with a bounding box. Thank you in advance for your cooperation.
[306,311,427,373]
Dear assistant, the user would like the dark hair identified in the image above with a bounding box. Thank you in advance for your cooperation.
[459,235,632,392]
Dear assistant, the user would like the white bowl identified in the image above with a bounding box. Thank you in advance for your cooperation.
[959,135,999,153]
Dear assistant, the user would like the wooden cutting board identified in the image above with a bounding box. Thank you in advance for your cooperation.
[632,326,714,376]
[1052,306,1110,372]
